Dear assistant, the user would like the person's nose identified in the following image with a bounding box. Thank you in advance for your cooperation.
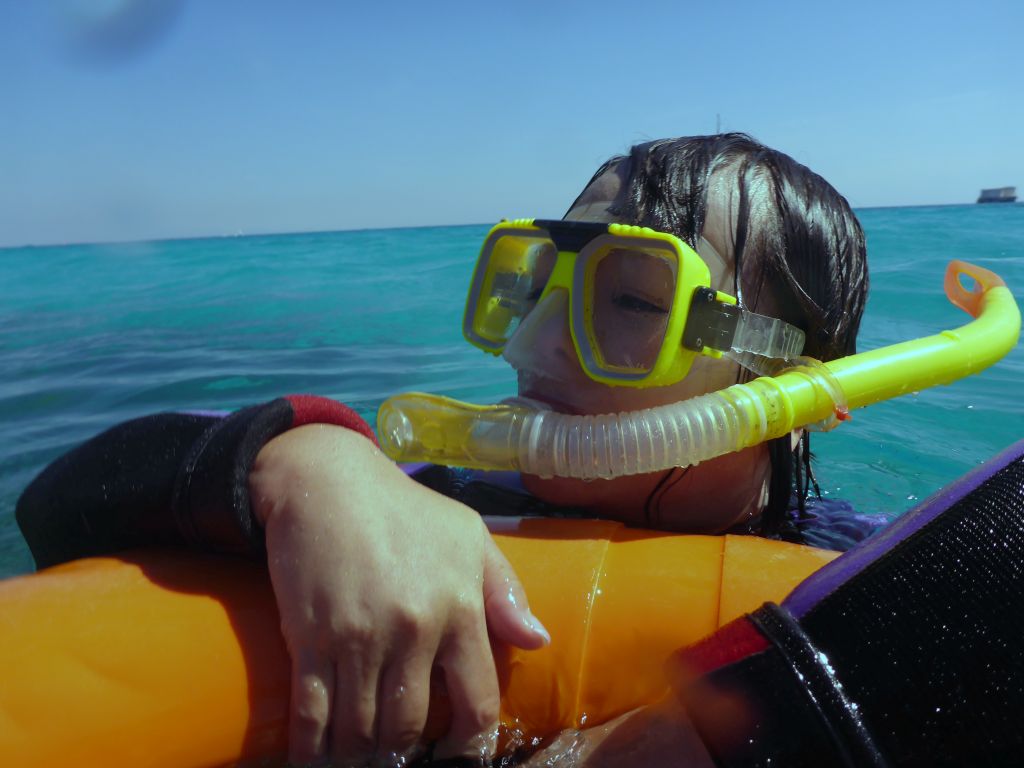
[502,290,580,382]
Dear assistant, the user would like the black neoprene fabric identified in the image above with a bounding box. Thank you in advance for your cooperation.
[685,447,1024,767]
[17,401,295,568]
[800,447,1024,765]
[17,413,218,569]
[169,400,293,555]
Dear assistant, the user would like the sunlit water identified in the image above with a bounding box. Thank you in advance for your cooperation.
[1,204,1022,581]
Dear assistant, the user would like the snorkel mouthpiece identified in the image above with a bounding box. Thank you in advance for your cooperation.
[378,261,1020,480]
[377,394,541,472]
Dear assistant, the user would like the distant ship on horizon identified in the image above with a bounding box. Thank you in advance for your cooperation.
[977,186,1017,204]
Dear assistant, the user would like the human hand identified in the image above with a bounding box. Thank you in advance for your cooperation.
[249,424,550,767]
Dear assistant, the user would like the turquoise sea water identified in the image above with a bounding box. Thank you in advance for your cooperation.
[1,204,1022,576]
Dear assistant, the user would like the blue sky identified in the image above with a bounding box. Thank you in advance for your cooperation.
[2,0,1021,247]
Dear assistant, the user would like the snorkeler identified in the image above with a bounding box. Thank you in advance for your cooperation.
[17,134,880,766]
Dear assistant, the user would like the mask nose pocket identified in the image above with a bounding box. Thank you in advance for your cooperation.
[502,291,576,382]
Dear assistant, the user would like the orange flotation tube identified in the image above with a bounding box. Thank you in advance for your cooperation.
[0,517,837,768]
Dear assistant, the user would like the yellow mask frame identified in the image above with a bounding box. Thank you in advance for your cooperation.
[463,218,805,387]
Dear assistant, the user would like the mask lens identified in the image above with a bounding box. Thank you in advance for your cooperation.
[586,244,678,374]
[473,232,555,347]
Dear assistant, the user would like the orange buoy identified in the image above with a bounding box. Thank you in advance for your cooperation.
[0,517,837,768]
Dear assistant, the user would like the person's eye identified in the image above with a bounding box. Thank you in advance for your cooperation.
[613,293,669,314]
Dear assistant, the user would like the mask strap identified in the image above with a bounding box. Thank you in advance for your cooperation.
[683,290,806,361]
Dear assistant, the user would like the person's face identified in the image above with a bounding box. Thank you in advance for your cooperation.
[508,169,771,532]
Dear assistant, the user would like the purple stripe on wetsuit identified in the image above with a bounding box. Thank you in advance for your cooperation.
[181,410,230,418]
[783,438,1024,620]
[401,463,433,476]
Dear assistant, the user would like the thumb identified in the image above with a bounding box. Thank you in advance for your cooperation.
[481,534,550,650]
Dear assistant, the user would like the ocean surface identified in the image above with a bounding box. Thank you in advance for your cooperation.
[1,204,1022,576]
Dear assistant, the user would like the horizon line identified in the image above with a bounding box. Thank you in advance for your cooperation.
[2,201,1019,252]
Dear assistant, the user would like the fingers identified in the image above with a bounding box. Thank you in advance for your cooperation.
[482,534,551,649]
[433,619,501,761]
[374,648,433,764]
[290,645,437,768]
[288,651,335,767]
[331,647,382,766]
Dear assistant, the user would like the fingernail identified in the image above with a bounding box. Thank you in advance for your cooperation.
[525,611,551,644]
[503,586,550,644]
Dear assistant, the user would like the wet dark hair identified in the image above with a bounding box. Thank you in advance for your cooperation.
[571,133,869,538]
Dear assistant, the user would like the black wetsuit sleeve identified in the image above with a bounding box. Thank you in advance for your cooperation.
[670,439,1024,767]
[16,395,377,570]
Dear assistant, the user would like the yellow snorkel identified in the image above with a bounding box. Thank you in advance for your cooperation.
[377,261,1020,480]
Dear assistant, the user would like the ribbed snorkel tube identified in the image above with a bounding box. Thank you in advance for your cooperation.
[378,362,842,480]
[377,261,1020,480]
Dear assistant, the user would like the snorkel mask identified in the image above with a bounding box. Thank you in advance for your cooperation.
[378,221,1021,480]
[462,219,804,387]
